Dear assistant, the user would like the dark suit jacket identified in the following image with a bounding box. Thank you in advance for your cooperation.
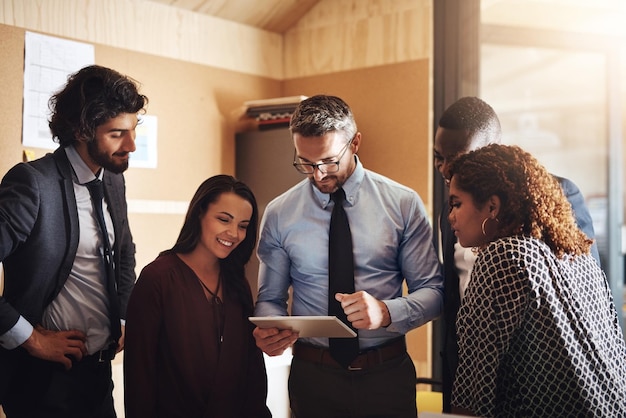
[440,175,600,412]
[0,147,136,401]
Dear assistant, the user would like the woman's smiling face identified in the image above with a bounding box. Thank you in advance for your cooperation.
[198,191,253,260]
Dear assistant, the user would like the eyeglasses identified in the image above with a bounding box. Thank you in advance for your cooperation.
[292,136,354,174]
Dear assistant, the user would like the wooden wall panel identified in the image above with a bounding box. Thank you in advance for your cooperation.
[0,24,25,177]
[284,0,432,79]
[0,0,434,81]
[0,0,283,79]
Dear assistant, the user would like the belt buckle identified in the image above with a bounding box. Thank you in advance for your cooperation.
[346,353,366,371]
[97,343,116,362]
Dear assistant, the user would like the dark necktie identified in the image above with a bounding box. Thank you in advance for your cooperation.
[86,179,121,343]
[328,188,359,368]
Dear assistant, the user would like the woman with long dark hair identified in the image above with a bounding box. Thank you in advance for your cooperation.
[124,175,271,417]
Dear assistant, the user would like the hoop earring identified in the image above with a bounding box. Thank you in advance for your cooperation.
[481,217,499,237]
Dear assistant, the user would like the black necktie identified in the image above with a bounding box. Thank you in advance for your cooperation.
[86,179,121,343]
[328,188,359,368]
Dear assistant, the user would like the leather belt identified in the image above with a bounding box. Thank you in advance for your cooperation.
[293,337,406,371]
[80,342,118,365]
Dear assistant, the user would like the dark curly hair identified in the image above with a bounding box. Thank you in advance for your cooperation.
[166,175,259,313]
[49,65,148,147]
[448,144,592,258]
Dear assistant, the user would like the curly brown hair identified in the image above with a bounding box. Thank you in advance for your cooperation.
[49,65,148,147]
[448,144,592,258]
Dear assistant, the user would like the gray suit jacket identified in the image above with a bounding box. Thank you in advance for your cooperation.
[0,147,136,399]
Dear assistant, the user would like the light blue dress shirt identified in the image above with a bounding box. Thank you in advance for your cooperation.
[254,156,443,349]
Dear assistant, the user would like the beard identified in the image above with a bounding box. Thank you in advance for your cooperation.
[309,175,342,194]
[87,140,130,174]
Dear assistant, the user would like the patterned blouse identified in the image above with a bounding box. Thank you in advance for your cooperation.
[452,236,626,417]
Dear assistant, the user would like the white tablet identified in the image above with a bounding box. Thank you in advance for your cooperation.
[249,316,357,338]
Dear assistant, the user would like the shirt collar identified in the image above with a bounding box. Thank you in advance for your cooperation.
[64,145,104,184]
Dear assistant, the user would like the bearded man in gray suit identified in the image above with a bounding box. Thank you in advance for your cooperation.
[0,65,148,418]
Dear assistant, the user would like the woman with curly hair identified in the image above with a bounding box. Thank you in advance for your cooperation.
[447,144,626,417]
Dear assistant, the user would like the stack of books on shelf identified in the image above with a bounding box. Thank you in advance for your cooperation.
[243,95,307,131]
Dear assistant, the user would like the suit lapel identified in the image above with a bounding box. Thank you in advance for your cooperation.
[49,148,80,303]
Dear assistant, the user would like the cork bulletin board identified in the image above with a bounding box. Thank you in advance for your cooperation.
[0,24,27,177]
